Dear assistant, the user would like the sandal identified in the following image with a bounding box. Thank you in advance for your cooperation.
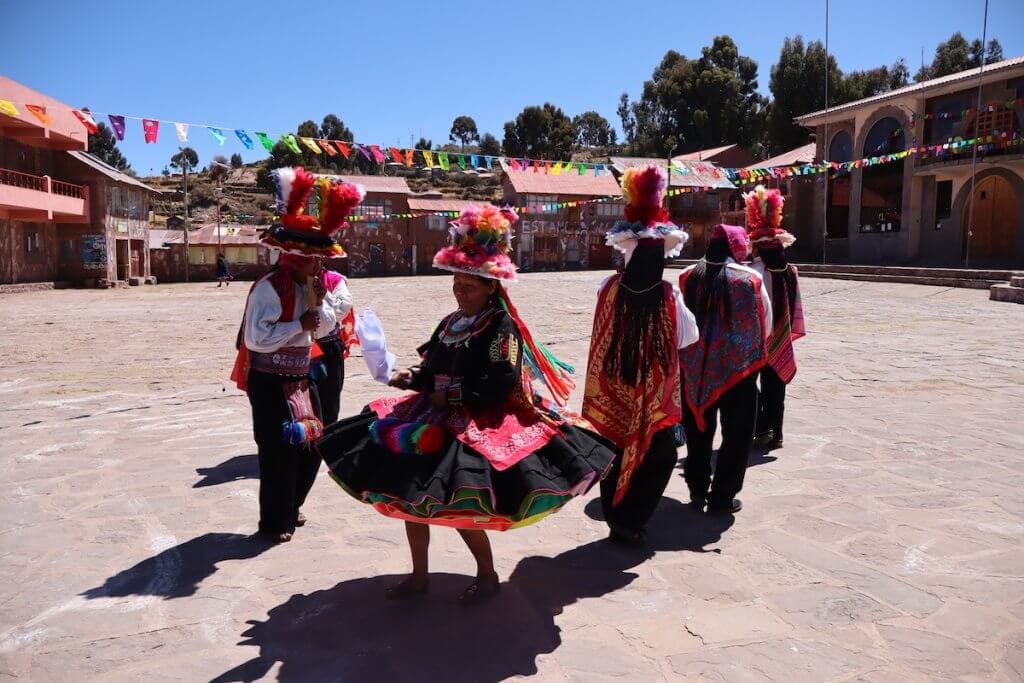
[384,576,429,601]
[459,572,500,606]
[295,512,307,527]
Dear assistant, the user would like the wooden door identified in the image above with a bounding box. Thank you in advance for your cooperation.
[964,175,1018,262]
[368,243,386,276]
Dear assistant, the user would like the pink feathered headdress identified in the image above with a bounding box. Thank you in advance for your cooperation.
[743,185,795,249]
[432,204,518,282]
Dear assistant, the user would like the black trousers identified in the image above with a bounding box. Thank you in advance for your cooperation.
[313,338,346,426]
[247,370,323,535]
[756,367,787,441]
[682,374,758,508]
[600,428,679,533]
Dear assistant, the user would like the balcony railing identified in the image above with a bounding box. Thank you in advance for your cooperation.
[51,179,84,199]
[0,167,46,192]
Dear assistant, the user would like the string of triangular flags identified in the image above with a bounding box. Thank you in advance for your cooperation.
[912,96,1024,121]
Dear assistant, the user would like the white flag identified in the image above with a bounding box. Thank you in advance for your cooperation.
[174,122,189,143]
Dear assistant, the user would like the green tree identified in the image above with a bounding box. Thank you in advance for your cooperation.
[916,33,1004,81]
[617,93,636,146]
[502,103,575,159]
[416,137,433,151]
[449,116,480,151]
[230,153,243,168]
[169,147,199,173]
[627,36,767,157]
[319,114,354,171]
[573,111,616,147]
[87,120,132,172]
[840,60,910,103]
[478,133,501,157]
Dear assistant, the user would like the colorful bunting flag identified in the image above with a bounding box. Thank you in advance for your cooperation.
[552,162,563,175]
[255,132,275,153]
[142,118,159,143]
[336,141,351,158]
[457,155,466,170]
[209,127,227,146]
[578,162,586,176]
[544,161,552,174]
[471,155,479,169]
[389,147,402,163]
[281,134,302,155]
[318,139,337,156]
[25,104,52,126]
[423,150,434,168]
[532,160,540,172]
[355,144,371,161]
[300,137,321,154]
[369,145,385,164]
[485,156,494,170]
[438,151,450,171]
[72,109,98,134]
[0,99,19,118]
[174,122,189,142]
[108,115,126,140]
[405,149,414,167]
[235,129,254,150]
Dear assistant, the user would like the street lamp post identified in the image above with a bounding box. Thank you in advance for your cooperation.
[211,160,231,253]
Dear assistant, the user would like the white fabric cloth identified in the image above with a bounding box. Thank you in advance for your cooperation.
[355,309,397,383]
[243,277,336,353]
[597,275,700,350]
[315,277,353,340]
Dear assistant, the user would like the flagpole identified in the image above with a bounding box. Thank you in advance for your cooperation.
[964,0,990,269]
[822,0,830,265]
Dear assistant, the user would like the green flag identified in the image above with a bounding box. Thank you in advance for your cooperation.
[438,151,450,171]
[255,132,275,153]
[281,134,302,155]
[458,155,466,170]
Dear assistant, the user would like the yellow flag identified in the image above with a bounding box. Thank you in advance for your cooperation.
[423,150,435,168]
[552,162,563,175]
[0,100,20,118]
[300,137,322,154]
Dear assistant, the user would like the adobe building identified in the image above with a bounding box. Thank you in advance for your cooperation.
[741,142,818,261]
[795,56,1024,267]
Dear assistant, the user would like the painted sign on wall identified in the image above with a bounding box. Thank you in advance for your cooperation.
[81,234,107,269]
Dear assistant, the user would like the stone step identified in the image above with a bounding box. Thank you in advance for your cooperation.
[1011,276,1024,288]
[798,271,1000,289]
[791,263,1023,280]
[990,283,1024,304]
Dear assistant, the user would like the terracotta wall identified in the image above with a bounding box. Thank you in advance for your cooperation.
[0,219,58,284]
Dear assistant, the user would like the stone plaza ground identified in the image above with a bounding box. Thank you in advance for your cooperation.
[0,271,1022,681]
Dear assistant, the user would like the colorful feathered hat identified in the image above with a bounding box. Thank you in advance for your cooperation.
[606,166,688,262]
[261,167,365,258]
[432,204,518,282]
[743,184,795,249]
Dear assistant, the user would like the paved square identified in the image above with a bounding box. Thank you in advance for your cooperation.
[1,272,1022,681]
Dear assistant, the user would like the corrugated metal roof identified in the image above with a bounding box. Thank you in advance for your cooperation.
[66,151,159,192]
[796,55,1024,123]
[498,159,622,196]
[672,144,739,162]
[149,229,177,249]
[321,174,411,194]
[609,156,736,189]
[407,197,477,212]
[747,142,817,169]
[159,224,264,246]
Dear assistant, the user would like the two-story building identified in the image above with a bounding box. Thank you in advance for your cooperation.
[795,56,1024,267]
[321,174,413,277]
[1,77,157,288]
[500,160,623,270]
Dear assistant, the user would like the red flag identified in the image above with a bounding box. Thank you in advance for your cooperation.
[25,104,52,126]
[72,109,98,134]
[318,139,337,156]
[143,118,159,144]
[532,160,540,172]
[389,147,403,163]
[510,159,521,171]
[336,141,351,158]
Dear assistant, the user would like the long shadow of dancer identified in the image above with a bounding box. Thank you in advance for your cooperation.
[194,454,259,488]
[213,512,731,683]
[80,533,273,601]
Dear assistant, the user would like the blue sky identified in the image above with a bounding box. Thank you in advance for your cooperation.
[3,0,1021,175]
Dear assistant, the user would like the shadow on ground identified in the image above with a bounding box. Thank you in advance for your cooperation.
[194,454,259,488]
[213,502,732,682]
[80,532,273,600]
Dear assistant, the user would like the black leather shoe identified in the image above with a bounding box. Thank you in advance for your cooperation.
[752,431,775,448]
[706,498,742,515]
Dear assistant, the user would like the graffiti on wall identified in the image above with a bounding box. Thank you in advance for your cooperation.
[80,234,107,270]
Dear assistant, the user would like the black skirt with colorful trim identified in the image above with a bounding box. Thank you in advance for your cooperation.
[318,409,615,531]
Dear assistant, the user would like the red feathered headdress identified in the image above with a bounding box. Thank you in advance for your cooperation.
[743,185,794,249]
[261,167,365,257]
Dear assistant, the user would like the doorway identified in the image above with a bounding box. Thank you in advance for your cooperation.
[963,175,1019,263]
[368,243,386,276]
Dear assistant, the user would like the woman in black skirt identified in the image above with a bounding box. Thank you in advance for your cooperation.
[318,205,615,604]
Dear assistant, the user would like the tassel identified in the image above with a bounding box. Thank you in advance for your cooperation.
[496,287,574,406]
[282,418,324,445]
[369,418,445,455]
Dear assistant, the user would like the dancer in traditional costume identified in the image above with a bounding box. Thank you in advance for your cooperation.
[744,186,805,451]
[678,223,772,515]
[310,268,358,426]
[230,167,365,543]
[318,204,615,603]
[582,166,699,546]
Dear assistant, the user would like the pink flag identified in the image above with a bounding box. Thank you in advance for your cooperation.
[143,119,159,144]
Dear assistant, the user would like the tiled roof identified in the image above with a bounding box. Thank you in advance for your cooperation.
[321,174,411,194]
[609,156,735,190]
[747,143,817,169]
[407,197,477,212]
[67,151,159,192]
[498,159,622,196]
[672,144,739,162]
[796,55,1024,123]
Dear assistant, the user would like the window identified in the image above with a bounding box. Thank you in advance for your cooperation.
[706,193,719,210]
[426,215,447,231]
[187,246,217,265]
[860,117,906,233]
[225,246,258,264]
[595,202,623,217]
[61,238,75,259]
[25,229,40,253]
[523,194,557,214]
[827,131,854,239]
[110,186,143,219]
[352,199,392,219]
[936,180,953,224]
[829,131,853,163]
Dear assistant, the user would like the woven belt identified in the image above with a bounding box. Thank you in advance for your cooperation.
[249,346,311,377]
